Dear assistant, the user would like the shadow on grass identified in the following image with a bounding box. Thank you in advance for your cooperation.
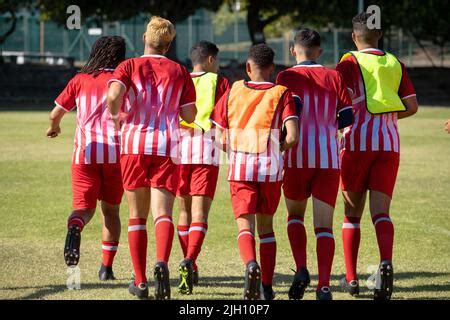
[1,271,449,300]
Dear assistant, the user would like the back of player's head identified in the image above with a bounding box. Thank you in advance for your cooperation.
[190,41,219,66]
[293,29,321,49]
[81,35,126,75]
[352,12,382,44]
[247,44,275,69]
[144,16,176,50]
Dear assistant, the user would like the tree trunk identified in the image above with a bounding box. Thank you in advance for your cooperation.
[246,0,266,44]
[0,9,17,46]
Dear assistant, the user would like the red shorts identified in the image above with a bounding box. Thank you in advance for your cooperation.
[283,168,340,207]
[71,163,123,209]
[177,164,219,199]
[340,150,400,198]
[229,181,282,218]
[120,154,179,195]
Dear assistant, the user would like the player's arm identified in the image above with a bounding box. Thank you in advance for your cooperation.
[397,95,418,119]
[397,63,418,120]
[46,105,66,138]
[445,119,450,134]
[210,90,229,152]
[336,73,354,130]
[48,78,76,138]
[179,67,197,124]
[180,103,197,124]
[280,91,300,152]
[107,82,125,129]
[281,118,299,152]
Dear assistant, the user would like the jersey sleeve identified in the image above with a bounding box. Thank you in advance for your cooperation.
[55,76,78,112]
[280,90,299,123]
[109,59,132,90]
[179,67,196,108]
[336,56,359,96]
[215,76,231,104]
[398,62,416,99]
[336,72,353,112]
[210,89,230,129]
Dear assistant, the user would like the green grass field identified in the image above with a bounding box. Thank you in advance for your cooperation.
[0,107,449,300]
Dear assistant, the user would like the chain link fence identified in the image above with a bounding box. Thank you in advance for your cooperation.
[1,9,449,68]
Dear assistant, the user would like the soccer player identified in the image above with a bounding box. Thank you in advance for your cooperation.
[47,36,126,281]
[276,29,353,301]
[337,12,418,300]
[107,16,197,300]
[445,120,450,133]
[211,44,299,300]
[177,41,230,294]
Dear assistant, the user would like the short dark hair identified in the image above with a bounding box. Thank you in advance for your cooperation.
[293,29,321,48]
[352,12,382,44]
[247,44,275,68]
[190,41,219,65]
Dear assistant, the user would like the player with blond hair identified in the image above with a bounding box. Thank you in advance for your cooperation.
[107,16,197,300]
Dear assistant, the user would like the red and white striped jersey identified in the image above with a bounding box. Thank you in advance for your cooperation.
[277,62,352,169]
[55,70,120,165]
[336,48,416,153]
[210,81,298,182]
[109,54,196,159]
[179,74,230,165]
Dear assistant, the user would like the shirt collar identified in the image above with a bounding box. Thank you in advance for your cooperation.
[141,54,167,58]
[359,48,384,53]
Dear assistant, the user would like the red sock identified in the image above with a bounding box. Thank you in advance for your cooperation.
[101,241,119,267]
[259,232,276,286]
[68,216,85,231]
[372,213,394,261]
[237,229,256,265]
[154,215,174,263]
[128,218,147,285]
[315,228,335,290]
[287,216,307,271]
[342,216,361,281]
[177,225,189,258]
[186,222,208,263]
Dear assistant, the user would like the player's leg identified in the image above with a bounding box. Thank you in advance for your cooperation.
[151,187,175,300]
[312,198,335,301]
[341,190,366,295]
[98,163,123,281]
[121,154,151,299]
[340,150,371,295]
[237,214,261,300]
[98,201,121,281]
[180,195,211,293]
[176,164,192,262]
[283,168,311,300]
[125,187,150,298]
[368,151,399,300]
[256,180,282,300]
[148,156,179,300]
[181,164,219,290]
[230,181,260,300]
[177,195,191,259]
[256,214,276,300]
[312,169,340,301]
[65,164,98,266]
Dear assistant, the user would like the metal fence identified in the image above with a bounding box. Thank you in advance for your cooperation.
[1,9,449,68]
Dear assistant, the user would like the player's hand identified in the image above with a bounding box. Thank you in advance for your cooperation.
[46,126,61,138]
[445,119,450,134]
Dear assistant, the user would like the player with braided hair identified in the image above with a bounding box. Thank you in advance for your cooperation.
[47,35,126,281]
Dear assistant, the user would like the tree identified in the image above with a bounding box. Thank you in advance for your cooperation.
[38,0,223,60]
[0,0,34,45]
